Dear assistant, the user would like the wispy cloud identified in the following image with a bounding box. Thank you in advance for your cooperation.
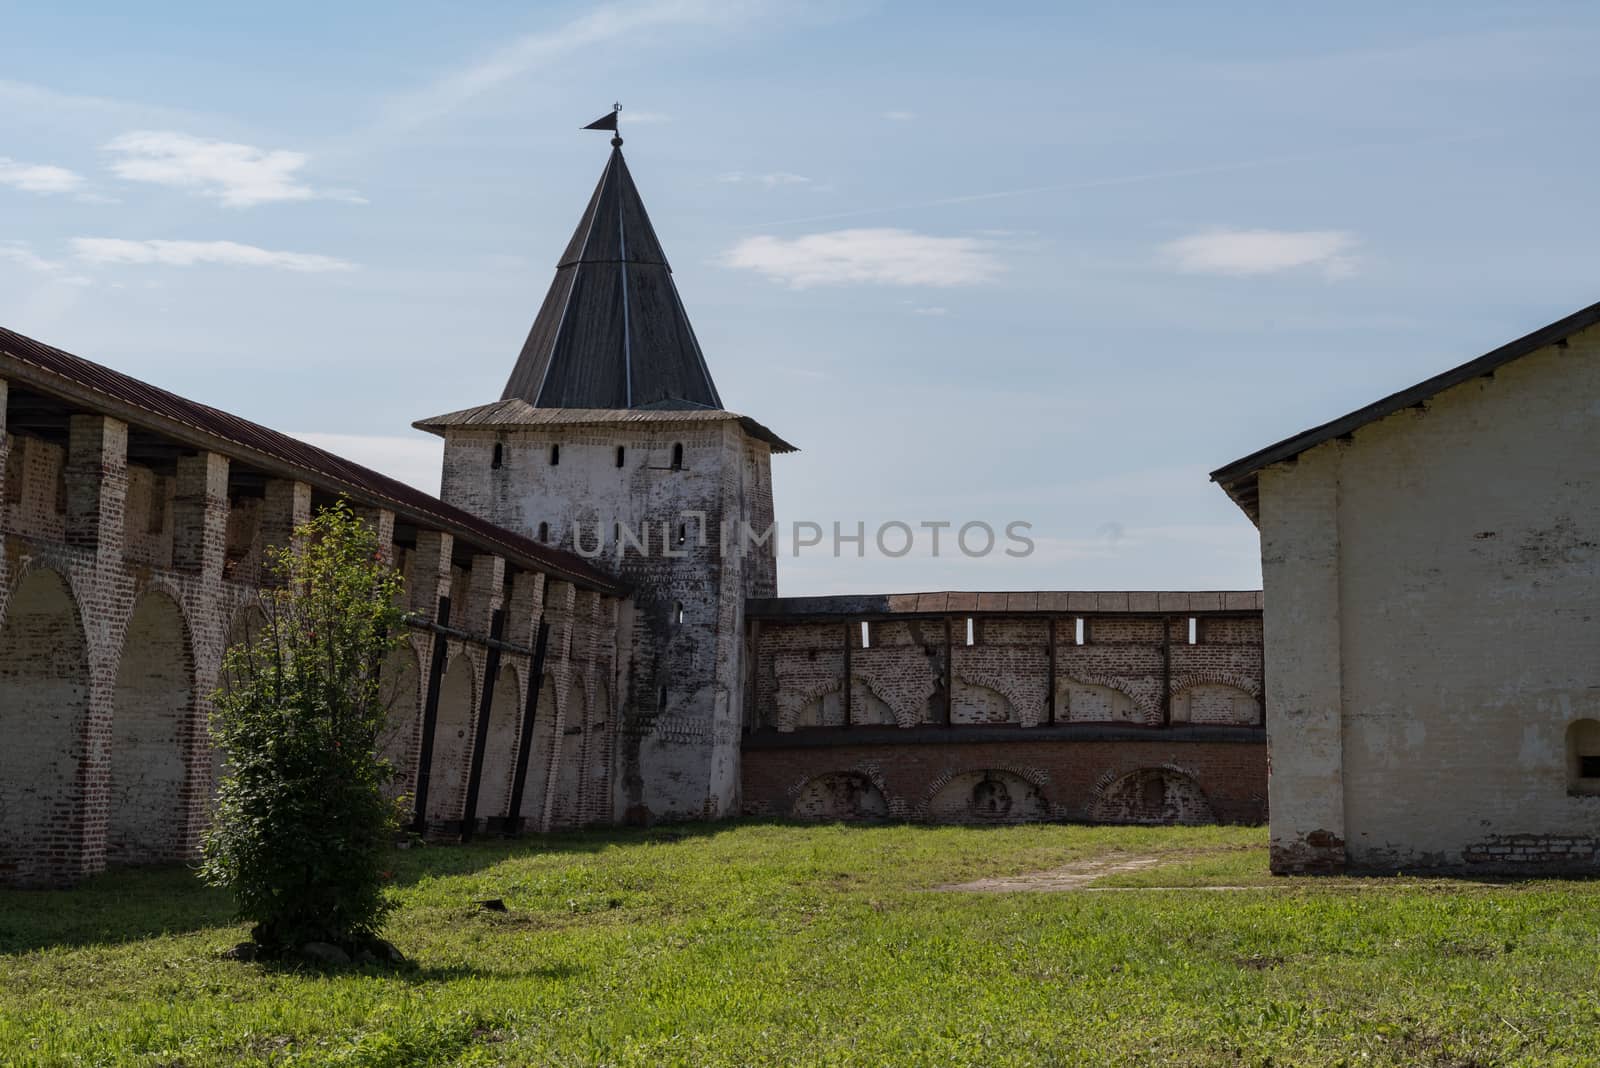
[1159,228,1358,279]
[0,158,86,195]
[104,131,366,208]
[379,0,782,133]
[717,170,812,187]
[757,130,1494,229]
[882,110,915,121]
[0,241,92,286]
[71,238,357,273]
[724,228,1003,288]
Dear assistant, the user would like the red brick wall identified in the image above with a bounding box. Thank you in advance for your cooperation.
[741,730,1266,825]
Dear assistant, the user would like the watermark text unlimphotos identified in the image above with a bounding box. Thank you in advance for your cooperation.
[564,513,1034,560]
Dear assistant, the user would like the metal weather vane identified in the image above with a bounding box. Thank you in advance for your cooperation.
[583,102,623,146]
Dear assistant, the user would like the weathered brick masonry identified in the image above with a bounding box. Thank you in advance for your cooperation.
[741,592,1266,824]
[0,331,629,887]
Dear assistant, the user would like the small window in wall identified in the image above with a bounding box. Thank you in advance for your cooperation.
[1075,617,1086,645]
[860,621,871,648]
[965,617,975,646]
[538,521,549,542]
[1188,617,1198,645]
[1567,719,1600,795]
[676,523,688,547]
[613,522,621,545]
[615,445,626,468]
[549,443,561,466]
[491,442,503,470]
[671,443,684,470]
[658,686,668,713]
[674,601,685,625]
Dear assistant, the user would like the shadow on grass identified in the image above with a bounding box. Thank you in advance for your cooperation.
[0,823,733,954]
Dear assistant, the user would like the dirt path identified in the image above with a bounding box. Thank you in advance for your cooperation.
[936,852,1174,892]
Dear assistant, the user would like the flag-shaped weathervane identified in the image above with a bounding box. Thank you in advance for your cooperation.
[584,103,622,145]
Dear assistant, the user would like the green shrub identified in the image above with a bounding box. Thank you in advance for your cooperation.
[203,502,407,956]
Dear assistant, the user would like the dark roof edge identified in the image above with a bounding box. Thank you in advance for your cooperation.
[0,330,625,595]
[1209,297,1600,491]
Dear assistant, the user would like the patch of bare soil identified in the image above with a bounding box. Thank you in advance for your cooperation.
[936,852,1172,892]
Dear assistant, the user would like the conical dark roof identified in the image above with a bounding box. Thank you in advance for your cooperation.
[502,144,723,410]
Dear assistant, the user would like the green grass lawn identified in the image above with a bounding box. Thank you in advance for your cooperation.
[4,822,1600,1067]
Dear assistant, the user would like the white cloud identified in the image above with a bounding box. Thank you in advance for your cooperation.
[287,433,444,495]
[882,110,915,121]
[70,238,357,273]
[103,130,365,208]
[620,110,674,125]
[716,171,812,187]
[1159,227,1358,279]
[0,158,85,194]
[723,228,1003,288]
[0,241,92,286]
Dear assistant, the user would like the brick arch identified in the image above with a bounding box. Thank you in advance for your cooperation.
[1169,671,1262,700]
[774,673,843,730]
[1087,764,1216,825]
[788,769,890,822]
[378,639,425,802]
[1058,672,1156,723]
[786,762,891,801]
[0,567,90,885]
[475,662,523,824]
[852,663,936,727]
[108,588,196,866]
[917,762,1053,815]
[424,649,479,827]
[952,670,1032,724]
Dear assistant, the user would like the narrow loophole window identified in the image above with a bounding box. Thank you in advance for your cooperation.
[1188,617,1198,645]
[658,686,668,712]
[1074,617,1086,645]
[615,445,625,468]
[491,442,503,470]
[676,523,687,547]
[674,601,685,625]
[965,617,975,646]
[537,521,549,542]
[860,621,871,648]
[671,443,684,470]
[549,443,560,466]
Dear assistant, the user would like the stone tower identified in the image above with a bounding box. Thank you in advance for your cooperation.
[418,136,794,823]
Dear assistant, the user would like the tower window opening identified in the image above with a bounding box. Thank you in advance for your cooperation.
[674,601,685,625]
[1075,617,1086,645]
[1568,719,1600,795]
[616,445,625,467]
[671,443,684,470]
[491,442,503,470]
[538,521,549,542]
[1188,617,1198,645]
[860,621,871,648]
[613,522,621,547]
[549,443,560,466]
[658,686,668,713]
[677,523,687,547]
[965,617,975,646]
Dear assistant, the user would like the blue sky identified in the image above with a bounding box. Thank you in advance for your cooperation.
[4,1,1599,595]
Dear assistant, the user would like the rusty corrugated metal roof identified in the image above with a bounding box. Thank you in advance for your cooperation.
[501,144,723,411]
[0,325,625,594]
[413,398,797,453]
